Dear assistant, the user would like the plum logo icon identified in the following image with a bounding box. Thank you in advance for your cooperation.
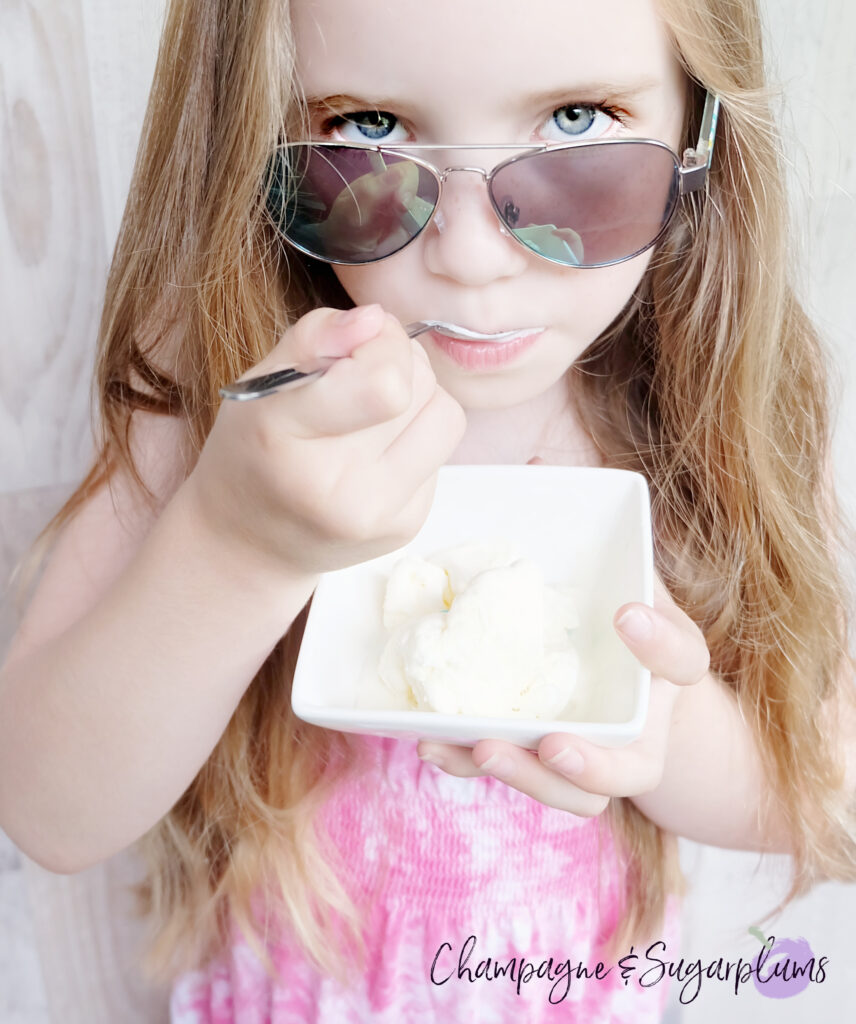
[748,927,819,998]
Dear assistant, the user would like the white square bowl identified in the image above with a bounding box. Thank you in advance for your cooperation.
[292,465,653,749]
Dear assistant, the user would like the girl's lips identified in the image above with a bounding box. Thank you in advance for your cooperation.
[428,328,544,371]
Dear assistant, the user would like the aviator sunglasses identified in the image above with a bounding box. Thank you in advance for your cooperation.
[265,92,720,269]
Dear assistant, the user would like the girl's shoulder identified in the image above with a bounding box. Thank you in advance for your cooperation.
[4,410,193,672]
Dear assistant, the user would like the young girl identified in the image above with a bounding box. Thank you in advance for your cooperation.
[2,0,855,1020]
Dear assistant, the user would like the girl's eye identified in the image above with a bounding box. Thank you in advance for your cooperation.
[326,110,407,143]
[542,104,619,143]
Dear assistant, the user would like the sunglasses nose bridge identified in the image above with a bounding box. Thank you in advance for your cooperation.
[436,165,490,183]
[434,163,495,214]
[434,165,489,208]
[433,165,507,234]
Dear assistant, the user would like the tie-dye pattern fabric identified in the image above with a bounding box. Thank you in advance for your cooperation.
[170,736,679,1022]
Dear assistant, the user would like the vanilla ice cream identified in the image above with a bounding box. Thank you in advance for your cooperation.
[377,539,581,718]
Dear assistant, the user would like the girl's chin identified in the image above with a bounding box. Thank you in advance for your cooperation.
[430,365,573,414]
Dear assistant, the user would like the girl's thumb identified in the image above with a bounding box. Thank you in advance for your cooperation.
[527,456,547,466]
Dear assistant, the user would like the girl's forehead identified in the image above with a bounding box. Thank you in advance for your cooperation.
[292,0,683,109]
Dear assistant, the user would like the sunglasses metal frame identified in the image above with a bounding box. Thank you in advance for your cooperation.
[270,91,720,269]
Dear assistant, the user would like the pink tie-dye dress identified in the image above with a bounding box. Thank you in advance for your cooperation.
[170,735,679,1022]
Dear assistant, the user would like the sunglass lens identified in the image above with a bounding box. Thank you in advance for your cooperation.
[490,142,680,267]
[268,145,439,263]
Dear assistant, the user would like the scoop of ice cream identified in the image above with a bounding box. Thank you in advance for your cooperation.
[382,556,450,631]
[426,537,519,596]
[377,541,580,718]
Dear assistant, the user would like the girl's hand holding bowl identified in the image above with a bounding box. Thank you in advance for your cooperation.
[185,305,467,577]
[417,459,711,819]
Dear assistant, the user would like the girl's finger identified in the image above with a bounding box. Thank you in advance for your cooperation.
[536,676,680,797]
[417,740,610,817]
[417,740,484,777]
[614,600,710,686]
[416,672,678,802]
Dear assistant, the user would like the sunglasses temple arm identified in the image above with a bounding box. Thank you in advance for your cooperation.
[679,91,721,194]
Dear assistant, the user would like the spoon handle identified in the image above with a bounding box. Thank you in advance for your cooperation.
[219,321,434,401]
[219,358,338,401]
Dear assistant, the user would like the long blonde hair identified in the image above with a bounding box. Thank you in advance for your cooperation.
[19,0,856,982]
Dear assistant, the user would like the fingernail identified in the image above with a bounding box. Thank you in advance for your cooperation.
[335,304,384,328]
[478,754,515,778]
[616,608,653,643]
[547,746,585,776]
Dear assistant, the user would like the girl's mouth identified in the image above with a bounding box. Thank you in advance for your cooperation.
[428,328,545,370]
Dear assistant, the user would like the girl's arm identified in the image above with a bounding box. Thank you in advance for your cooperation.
[629,670,793,850]
[418,575,855,854]
[630,661,856,851]
[635,452,854,851]
[0,411,319,874]
[0,307,465,875]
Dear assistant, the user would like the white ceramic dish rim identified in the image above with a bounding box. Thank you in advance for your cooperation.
[292,465,654,748]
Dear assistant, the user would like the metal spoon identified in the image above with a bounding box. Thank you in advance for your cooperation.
[219,320,541,401]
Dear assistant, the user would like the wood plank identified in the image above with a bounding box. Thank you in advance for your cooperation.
[80,0,167,252]
[0,0,107,493]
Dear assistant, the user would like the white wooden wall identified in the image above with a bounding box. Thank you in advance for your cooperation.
[1,2,854,1022]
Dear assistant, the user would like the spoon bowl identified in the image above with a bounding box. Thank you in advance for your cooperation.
[219,320,543,401]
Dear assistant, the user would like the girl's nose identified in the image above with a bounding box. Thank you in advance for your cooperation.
[420,171,530,285]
